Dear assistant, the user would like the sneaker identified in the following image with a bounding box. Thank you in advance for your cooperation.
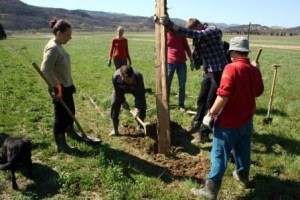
[179,106,186,112]
[191,133,201,144]
[109,130,119,136]
[232,171,250,188]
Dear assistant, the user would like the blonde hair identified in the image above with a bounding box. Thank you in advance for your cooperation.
[117,26,124,32]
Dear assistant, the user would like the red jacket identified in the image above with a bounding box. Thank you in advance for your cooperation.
[216,57,264,128]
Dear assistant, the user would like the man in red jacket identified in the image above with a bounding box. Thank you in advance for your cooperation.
[191,37,264,199]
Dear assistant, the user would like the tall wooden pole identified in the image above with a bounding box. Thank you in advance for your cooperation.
[155,0,171,155]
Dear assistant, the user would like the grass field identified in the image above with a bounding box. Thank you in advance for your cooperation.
[0,31,300,199]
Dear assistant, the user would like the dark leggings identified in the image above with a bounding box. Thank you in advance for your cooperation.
[52,86,75,134]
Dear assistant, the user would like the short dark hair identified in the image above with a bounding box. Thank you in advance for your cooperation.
[186,18,201,29]
[120,65,134,77]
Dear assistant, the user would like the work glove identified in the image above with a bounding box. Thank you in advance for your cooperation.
[202,112,214,130]
[52,84,62,100]
[108,59,112,67]
[190,60,195,71]
[251,61,260,69]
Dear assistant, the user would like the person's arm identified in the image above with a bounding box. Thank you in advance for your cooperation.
[125,39,131,65]
[108,39,115,66]
[210,95,229,115]
[41,46,59,87]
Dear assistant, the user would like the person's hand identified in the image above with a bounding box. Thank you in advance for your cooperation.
[154,14,178,31]
[52,84,62,100]
[251,61,260,69]
[128,59,131,66]
[190,60,195,71]
[202,112,214,129]
[108,59,112,67]
[133,108,140,118]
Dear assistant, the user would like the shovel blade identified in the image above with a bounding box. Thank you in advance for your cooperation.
[262,117,273,125]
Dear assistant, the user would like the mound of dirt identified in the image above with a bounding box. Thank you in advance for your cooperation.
[120,121,211,181]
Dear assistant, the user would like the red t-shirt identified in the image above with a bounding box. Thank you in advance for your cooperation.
[167,32,191,64]
[216,57,264,128]
[109,37,130,60]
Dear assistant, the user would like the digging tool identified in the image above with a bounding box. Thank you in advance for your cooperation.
[129,110,150,135]
[263,64,281,124]
[255,48,262,63]
[32,62,101,143]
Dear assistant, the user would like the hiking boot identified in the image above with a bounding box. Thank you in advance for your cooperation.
[191,179,221,200]
[232,171,250,188]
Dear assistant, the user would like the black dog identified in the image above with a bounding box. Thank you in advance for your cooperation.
[0,136,33,190]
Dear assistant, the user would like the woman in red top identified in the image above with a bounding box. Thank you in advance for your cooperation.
[108,26,131,70]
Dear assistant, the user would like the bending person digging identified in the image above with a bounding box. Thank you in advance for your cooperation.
[110,65,147,136]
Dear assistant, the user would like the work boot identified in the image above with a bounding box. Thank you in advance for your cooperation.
[232,171,250,188]
[54,133,79,153]
[191,179,221,200]
[66,126,83,141]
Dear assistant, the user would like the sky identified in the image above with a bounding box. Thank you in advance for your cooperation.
[20,0,299,28]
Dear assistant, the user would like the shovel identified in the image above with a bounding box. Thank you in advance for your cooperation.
[32,62,101,143]
[129,110,150,135]
[263,64,281,124]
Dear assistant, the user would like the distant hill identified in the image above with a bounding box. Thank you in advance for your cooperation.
[0,0,299,35]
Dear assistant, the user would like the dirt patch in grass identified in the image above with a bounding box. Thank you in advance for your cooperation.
[118,120,210,182]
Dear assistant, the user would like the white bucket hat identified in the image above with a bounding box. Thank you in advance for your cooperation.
[228,37,250,52]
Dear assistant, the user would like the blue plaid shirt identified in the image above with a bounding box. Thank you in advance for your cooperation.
[176,25,228,72]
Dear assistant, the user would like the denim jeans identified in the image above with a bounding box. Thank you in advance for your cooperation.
[167,62,187,107]
[207,120,253,181]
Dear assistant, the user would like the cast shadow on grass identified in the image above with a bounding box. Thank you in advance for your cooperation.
[252,131,300,155]
[255,108,287,117]
[101,143,202,184]
[248,173,300,200]
[21,163,60,199]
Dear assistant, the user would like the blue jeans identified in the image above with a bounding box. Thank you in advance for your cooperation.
[208,120,253,181]
[167,62,187,107]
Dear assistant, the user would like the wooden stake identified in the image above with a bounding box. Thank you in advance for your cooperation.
[155,0,171,155]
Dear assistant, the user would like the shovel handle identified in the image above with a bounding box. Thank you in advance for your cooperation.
[255,48,262,63]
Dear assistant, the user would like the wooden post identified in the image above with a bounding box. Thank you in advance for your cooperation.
[155,0,171,155]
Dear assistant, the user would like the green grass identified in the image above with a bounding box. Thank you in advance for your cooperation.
[0,32,300,199]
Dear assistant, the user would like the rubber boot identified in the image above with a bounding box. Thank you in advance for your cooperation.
[191,179,221,200]
[54,133,79,153]
[66,126,83,141]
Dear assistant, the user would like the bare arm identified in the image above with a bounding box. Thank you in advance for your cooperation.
[210,95,229,115]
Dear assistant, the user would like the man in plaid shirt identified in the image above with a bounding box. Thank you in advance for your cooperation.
[158,16,228,143]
